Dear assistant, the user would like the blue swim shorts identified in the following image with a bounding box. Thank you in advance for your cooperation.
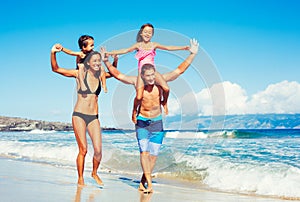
[135,115,165,156]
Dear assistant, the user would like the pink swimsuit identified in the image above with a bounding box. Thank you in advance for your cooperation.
[135,43,156,72]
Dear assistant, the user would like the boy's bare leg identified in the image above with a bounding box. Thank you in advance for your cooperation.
[100,66,107,93]
[136,74,144,100]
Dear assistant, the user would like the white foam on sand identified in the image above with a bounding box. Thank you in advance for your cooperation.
[0,158,292,202]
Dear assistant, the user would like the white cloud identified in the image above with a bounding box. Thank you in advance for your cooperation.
[170,80,300,116]
[246,80,300,114]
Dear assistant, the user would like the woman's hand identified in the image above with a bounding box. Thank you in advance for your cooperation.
[51,44,63,53]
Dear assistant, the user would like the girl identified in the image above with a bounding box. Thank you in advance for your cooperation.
[107,23,190,121]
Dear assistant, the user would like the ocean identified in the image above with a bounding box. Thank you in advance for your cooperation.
[1,129,300,200]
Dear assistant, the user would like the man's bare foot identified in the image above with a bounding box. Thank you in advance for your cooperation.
[91,173,104,186]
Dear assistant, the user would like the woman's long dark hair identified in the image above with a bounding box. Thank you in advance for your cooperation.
[83,51,101,77]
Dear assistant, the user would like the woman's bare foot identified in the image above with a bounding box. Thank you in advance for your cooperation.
[91,173,104,186]
[143,187,153,194]
[138,183,146,191]
[77,177,85,186]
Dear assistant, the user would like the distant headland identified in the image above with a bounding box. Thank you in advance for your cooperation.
[0,116,118,132]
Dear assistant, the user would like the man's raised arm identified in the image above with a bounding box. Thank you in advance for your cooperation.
[163,39,199,82]
[101,47,137,85]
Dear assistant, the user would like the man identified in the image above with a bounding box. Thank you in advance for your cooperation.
[101,39,199,193]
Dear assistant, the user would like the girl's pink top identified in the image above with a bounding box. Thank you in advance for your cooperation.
[135,43,156,71]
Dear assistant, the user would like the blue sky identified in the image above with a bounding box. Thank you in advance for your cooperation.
[1,0,300,128]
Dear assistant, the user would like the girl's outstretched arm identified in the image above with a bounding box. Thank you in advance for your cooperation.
[100,47,137,85]
[154,42,190,51]
[106,43,138,56]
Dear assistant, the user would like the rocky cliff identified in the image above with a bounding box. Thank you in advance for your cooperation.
[0,116,73,132]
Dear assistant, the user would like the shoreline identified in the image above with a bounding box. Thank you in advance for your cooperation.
[0,157,294,202]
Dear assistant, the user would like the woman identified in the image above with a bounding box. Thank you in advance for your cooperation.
[50,44,116,186]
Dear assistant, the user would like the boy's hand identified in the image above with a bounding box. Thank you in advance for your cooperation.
[51,44,62,53]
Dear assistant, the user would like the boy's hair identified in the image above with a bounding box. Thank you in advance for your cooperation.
[78,35,94,50]
[136,23,154,42]
[141,63,155,75]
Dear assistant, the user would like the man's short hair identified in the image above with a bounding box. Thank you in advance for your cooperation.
[141,63,155,75]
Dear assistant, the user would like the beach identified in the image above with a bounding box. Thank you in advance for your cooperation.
[1,129,300,201]
[0,157,295,202]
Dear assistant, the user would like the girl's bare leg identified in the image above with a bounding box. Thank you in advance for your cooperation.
[155,72,170,115]
[132,75,144,123]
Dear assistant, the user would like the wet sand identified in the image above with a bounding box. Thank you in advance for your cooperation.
[0,158,292,202]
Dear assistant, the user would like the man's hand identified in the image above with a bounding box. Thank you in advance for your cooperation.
[189,38,199,54]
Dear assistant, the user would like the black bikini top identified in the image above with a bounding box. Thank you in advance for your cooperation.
[78,72,101,96]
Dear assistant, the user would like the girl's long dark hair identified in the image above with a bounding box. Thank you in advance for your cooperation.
[136,23,154,42]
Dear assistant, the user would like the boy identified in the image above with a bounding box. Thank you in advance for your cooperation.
[61,35,107,92]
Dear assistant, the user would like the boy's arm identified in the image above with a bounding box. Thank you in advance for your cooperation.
[100,66,107,93]
[154,42,189,51]
[51,44,77,77]
[106,43,138,56]
[61,46,83,57]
